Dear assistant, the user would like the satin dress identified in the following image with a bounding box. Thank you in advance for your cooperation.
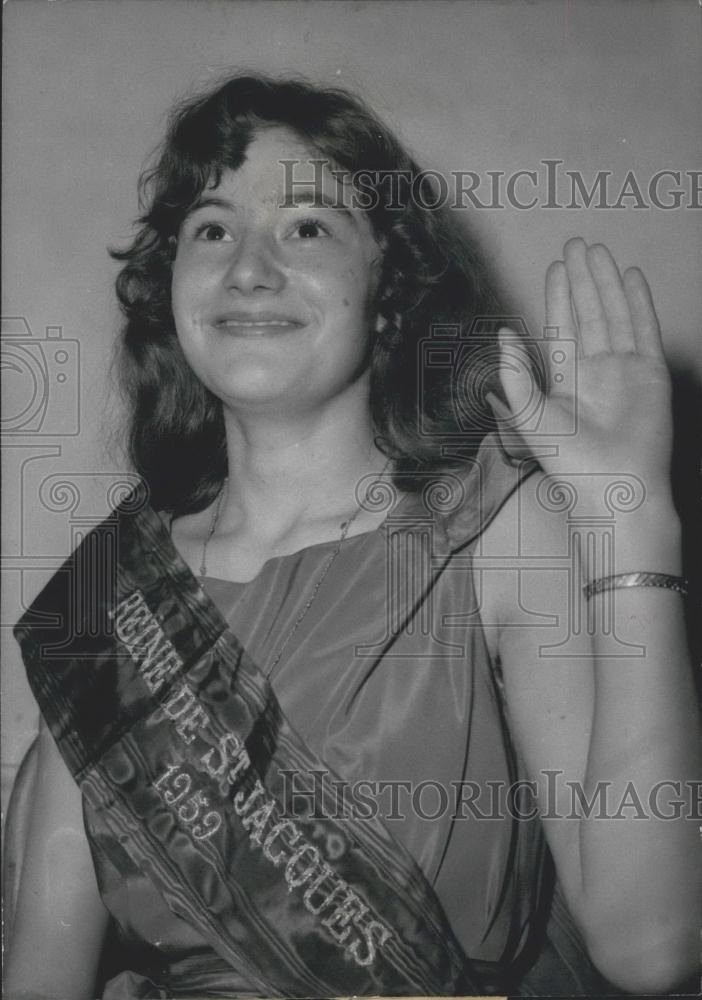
[84,442,606,997]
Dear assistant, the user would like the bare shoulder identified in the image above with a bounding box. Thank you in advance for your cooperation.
[33,715,89,836]
[477,468,575,654]
[4,717,109,999]
[481,467,571,559]
[475,467,594,794]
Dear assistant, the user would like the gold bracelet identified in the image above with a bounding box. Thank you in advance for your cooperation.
[583,572,689,601]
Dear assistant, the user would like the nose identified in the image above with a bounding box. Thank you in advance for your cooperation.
[224,229,285,295]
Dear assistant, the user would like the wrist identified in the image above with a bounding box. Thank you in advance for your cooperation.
[583,572,688,600]
[580,501,682,578]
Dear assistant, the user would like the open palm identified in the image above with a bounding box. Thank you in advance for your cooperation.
[495,239,673,497]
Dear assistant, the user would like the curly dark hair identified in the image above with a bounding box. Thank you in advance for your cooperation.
[112,73,519,515]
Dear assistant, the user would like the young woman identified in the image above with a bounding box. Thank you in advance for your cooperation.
[6,75,700,998]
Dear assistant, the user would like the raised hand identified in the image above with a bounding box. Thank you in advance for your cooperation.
[491,238,673,498]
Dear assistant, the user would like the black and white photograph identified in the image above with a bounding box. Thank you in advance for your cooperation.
[2,2,701,998]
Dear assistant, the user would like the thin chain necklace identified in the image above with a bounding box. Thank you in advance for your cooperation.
[199,480,228,579]
[199,459,391,675]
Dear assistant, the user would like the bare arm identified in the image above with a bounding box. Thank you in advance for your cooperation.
[482,239,701,992]
[482,477,699,993]
[4,718,109,1000]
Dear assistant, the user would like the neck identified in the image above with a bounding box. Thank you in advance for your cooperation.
[219,396,388,535]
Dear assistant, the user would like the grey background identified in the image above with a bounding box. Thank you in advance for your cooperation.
[2,0,701,809]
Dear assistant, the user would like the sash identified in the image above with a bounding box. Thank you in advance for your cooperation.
[14,491,504,997]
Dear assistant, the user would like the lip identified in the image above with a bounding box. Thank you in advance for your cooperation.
[213,311,305,330]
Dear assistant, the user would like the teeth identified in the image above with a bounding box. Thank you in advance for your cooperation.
[220,320,294,327]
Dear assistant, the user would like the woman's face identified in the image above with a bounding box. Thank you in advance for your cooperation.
[171,126,384,416]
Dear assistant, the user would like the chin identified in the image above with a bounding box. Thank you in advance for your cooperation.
[212,377,306,413]
[200,362,290,402]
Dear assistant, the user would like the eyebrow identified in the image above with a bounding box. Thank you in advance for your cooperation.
[184,191,353,219]
[185,196,234,216]
[278,190,353,217]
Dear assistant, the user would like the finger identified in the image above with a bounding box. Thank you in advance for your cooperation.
[622,267,665,359]
[585,243,636,352]
[545,260,577,339]
[544,260,578,394]
[485,392,535,461]
[485,390,512,420]
[563,237,609,355]
[496,328,545,435]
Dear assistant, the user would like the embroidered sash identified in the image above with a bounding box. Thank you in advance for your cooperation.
[14,492,502,997]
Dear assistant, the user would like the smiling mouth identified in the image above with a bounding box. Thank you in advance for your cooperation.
[217,320,300,327]
[213,309,304,332]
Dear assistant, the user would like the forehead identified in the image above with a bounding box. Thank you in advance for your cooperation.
[206,126,352,207]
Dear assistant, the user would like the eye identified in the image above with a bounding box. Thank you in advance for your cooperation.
[194,222,233,242]
[291,217,331,240]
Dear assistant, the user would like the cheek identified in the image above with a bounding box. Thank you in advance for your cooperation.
[336,267,374,316]
[171,294,193,347]
[170,266,191,322]
[171,254,214,308]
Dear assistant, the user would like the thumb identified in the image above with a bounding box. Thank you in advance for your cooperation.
[495,328,543,434]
